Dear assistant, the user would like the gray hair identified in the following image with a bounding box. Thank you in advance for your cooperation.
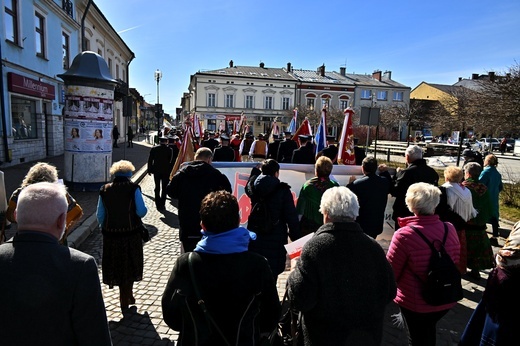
[405,182,440,216]
[319,186,359,222]
[16,182,68,230]
[463,162,482,180]
[405,145,423,162]
[109,160,135,176]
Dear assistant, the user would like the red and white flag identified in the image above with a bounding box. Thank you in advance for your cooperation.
[337,108,356,165]
[291,118,312,146]
[170,125,195,179]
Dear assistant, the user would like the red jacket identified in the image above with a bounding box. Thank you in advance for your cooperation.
[386,214,460,313]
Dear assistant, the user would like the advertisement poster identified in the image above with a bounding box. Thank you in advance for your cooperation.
[64,85,114,121]
[64,120,112,153]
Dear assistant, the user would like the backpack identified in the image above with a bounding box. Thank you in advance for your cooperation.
[410,223,463,306]
[247,189,279,235]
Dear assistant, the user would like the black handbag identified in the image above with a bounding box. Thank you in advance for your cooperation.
[269,288,302,346]
[140,224,150,242]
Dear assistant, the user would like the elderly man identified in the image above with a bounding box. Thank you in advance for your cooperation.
[380,145,439,230]
[0,182,111,345]
[288,186,396,345]
[148,136,175,210]
[167,147,232,252]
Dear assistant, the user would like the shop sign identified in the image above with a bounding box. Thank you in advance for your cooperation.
[7,72,55,100]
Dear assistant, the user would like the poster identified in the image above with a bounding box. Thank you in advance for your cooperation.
[64,85,114,120]
[64,120,112,153]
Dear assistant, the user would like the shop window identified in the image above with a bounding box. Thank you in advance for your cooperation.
[11,97,37,139]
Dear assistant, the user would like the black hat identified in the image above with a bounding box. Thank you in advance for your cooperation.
[245,133,253,138]
[220,134,230,141]
[258,133,266,139]
[159,136,168,142]
[462,148,474,157]
[298,134,310,140]
[284,131,292,136]
[326,135,335,141]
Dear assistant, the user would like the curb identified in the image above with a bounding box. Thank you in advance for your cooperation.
[67,164,149,249]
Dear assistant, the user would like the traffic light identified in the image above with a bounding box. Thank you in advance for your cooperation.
[155,103,163,119]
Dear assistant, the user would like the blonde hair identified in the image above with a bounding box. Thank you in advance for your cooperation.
[405,182,441,215]
[484,154,498,167]
[21,162,59,188]
[444,166,463,183]
[315,156,333,178]
[109,160,135,176]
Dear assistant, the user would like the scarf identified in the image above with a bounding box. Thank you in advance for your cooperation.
[442,181,478,222]
[194,227,257,254]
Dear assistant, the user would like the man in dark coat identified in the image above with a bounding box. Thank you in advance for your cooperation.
[267,134,281,160]
[0,183,112,345]
[380,145,439,230]
[161,191,280,345]
[347,156,391,238]
[167,147,232,252]
[167,136,180,173]
[317,135,339,164]
[148,136,175,210]
[292,135,315,164]
[112,124,120,148]
[245,159,300,281]
[212,134,235,162]
[277,131,298,163]
[202,131,219,152]
[287,186,396,346]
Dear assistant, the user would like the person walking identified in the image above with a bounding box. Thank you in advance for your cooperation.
[347,156,391,238]
[167,147,232,252]
[288,186,396,346]
[386,183,460,346]
[112,124,120,148]
[479,154,503,246]
[147,136,174,210]
[212,134,235,162]
[97,160,147,312]
[127,125,134,148]
[296,156,339,236]
[0,182,112,345]
[291,135,315,164]
[245,159,300,281]
[161,191,280,345]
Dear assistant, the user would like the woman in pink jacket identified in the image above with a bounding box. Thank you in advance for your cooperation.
[387,182,460,346]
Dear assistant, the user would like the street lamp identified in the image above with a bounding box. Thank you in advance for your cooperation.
[154,69,162,140]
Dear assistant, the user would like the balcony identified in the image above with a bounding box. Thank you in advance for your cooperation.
[62,0,74,19]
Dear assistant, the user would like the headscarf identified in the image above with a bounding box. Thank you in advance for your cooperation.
[496,221,520,268]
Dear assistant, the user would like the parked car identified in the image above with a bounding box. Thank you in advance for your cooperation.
[506,138,515,152]
[479,138,500,151]
[423,135,433,143]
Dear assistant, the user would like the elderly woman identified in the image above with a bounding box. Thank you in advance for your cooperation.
[436,166,477,274]
[462,162,495,279]
[97,160,147,311]
[288,186,396,346]
[5,162,83,245]
[479,154,503,245]
[460,220,520,345]
[296,156,339,236]
[387,182,460,346]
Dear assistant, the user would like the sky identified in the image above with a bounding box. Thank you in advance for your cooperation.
[95,0,520,115]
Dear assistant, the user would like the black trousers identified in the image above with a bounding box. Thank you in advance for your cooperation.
[400,306,449,346]
[490,216,500,237]
[153,174,169,208]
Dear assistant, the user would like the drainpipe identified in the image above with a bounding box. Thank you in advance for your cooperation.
[0,42,11,162]
[81,0,93,51]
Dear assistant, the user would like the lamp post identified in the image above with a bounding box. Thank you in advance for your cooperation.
[365,91,377,155]
[154,69,162,141]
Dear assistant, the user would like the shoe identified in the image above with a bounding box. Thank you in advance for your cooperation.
[489,237,500,247]
[468,269,481,280]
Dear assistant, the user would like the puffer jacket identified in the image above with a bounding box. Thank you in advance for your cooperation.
[386,214,460,313]
[245,167,300,275]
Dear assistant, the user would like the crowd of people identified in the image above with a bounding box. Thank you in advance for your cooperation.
[1,132,516,345]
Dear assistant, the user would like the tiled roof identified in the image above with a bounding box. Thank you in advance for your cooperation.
[427,83,462,94]
[198,66,296,80]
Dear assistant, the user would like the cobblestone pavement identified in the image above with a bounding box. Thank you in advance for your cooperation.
[78,172,494,345]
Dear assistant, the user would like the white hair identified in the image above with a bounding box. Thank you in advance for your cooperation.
[319,186,359,221]
[405,145,423,161]
[16,182,68,229]
[405,182,440,216]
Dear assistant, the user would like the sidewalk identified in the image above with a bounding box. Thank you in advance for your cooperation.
[2,139,153,246]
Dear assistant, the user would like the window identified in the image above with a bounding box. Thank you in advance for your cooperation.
[116,65,120,79]
[62,32,70,69]
[35,12,45,57]
[207,93,216,107]
[108,58,112,75]
[306,98,315,110]
[121,69,125,82]
[282,97,290,110]
[377,91,387,100]
[360,89,371,99]
[225,94,234,108]
[4,0,18,44]
[84,39,90,51]
[245,95,254,109]
[321,98,329,109]
[97,49,102,56]
[207,119,216,131]
[393,91,404,101]
[265,96,273,110]
[11,97,37,139]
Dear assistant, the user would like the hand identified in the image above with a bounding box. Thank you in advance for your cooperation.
[290,258,299,271]
[396,167,402,173]
[378,164,388,172]
[349,176,356,183]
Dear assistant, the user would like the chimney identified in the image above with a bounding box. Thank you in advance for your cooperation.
[372,70,382,81]
[472,73,479,80]
[458,77,462,82]
[383,70,392,80]
[259,62,265,68]
[229,60,233,68]
[317,64,325,77]
[489,71,495,82]
[287,62,292,72]
[339,67,346,76]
